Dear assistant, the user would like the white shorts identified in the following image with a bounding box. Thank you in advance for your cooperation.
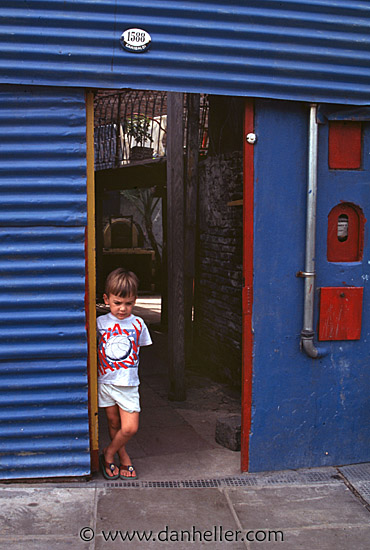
[98,383,141,413]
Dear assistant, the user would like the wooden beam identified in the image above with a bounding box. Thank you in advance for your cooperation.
[184,93,200,364]
[95,159,166,191]
[167,92,186,401]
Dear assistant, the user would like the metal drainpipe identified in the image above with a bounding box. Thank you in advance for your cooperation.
[299,104,327,359]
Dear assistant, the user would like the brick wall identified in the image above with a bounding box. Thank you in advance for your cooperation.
[193,152,243,386]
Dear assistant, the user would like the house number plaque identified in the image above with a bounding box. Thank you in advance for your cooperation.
[120,29,151,53]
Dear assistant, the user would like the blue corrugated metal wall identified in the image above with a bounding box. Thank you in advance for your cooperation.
[0,86,90,479]
[0,1,369,104]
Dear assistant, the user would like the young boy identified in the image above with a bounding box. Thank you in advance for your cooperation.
[97,268,152,480]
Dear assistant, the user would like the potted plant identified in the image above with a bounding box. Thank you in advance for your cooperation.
[125,115,153,160]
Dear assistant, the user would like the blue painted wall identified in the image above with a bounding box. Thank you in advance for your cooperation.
[249,99,370,472]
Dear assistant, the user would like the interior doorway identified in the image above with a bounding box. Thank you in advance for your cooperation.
[87,89,244,479]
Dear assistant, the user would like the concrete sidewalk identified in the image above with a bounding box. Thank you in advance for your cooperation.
[1,463,370,549]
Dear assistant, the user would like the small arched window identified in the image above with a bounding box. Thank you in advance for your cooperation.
[327,203,365,262]
[337,214,349,242]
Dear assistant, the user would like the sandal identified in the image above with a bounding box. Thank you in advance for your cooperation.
[99,453,119,480]
[119,464,138,480]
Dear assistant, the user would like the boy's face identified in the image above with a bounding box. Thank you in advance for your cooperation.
[104,293,136,320]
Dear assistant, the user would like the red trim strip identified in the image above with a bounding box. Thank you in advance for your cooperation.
[241,99,254,472]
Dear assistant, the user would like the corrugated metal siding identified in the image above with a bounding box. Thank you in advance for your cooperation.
[0,0,369,104]
[0,87,90,479]
[0,87,87,226]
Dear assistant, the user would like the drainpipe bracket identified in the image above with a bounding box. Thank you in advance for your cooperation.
[301,329,315,339]
[296,271,316,278]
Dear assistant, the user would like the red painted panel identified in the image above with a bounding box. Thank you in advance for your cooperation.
[319,287,363,341]
[241,99,254,472]
[328,121,362,169]
[327,202,365,262]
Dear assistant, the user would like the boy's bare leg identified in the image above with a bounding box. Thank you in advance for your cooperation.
[102,405,121,477]
[105,408,139,478]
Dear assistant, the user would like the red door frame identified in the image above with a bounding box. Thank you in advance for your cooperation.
[241,99,255,472]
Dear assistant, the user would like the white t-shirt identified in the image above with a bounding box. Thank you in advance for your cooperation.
[97,313,152,386]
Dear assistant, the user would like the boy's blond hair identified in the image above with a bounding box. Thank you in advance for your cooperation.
[105,268,139,298]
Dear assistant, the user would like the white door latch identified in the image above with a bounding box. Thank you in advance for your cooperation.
[246,133,257,144]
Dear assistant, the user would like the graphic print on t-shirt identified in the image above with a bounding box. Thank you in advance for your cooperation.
[104,333,132,361]
[98,318,143,376]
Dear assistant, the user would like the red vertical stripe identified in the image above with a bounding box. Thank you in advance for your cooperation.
[241,100,255,472]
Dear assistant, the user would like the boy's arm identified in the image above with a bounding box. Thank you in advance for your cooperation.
[140,322,153,346]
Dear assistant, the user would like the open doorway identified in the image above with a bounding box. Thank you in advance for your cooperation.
[90,89,244,480]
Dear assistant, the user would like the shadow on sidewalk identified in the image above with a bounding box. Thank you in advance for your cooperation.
[97,296,242,481]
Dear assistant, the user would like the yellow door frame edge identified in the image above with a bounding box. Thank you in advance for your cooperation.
[85,90,99,471]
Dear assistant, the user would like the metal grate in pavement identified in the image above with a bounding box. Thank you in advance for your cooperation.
[255,469,338,486]
[338,464,370,507]
[103,479,222,489]
[101,468,338,488]
[339,463,370,482]
[354,482,370,505]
